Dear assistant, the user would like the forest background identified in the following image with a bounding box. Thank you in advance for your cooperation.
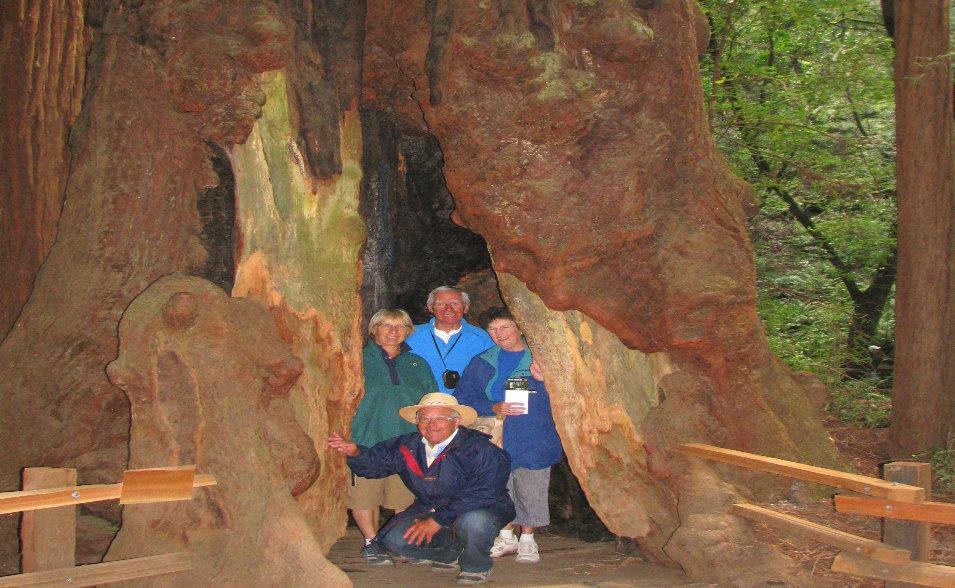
[698,0,953,496]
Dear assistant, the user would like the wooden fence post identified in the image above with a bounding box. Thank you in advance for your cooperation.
[883,461,932,588]
[20,468,76,573]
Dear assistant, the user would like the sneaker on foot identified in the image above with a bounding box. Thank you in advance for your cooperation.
[402,556,431,565]
[489,534,519,558]
[431,560,460,572]
[456,569,491,585]
[361,543,394,566]
[515,539,540,563]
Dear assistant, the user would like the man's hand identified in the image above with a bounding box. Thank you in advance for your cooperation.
[327,432,360,457]
[402,517,442,546]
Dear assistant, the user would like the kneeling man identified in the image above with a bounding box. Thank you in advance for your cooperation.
[328,393,515,586]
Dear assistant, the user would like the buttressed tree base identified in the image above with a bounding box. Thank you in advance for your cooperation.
[0,1,847,585]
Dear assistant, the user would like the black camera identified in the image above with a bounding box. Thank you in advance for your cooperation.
[442,369,460,389]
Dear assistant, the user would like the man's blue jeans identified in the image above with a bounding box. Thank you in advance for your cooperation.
[380,509,507,573]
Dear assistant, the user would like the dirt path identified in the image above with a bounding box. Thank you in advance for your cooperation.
[327,527,701,587]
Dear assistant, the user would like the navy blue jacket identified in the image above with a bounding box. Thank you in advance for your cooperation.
[454,347,563,470]
[347,426,515,529]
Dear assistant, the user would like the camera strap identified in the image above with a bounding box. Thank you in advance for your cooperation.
[431,331,463,371]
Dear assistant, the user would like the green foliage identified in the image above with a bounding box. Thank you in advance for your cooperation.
[915,436,955,499]
[827,379,891,428]
[699,0,900,427]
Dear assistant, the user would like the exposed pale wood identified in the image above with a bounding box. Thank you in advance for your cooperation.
[884,462,933,588]
[0,552,193,587]
[835,495,955,525]
[677,443,925,503]
[21,468,76,573]
[120,465,195,505]
[832,552,955,588]
[0,472,216,515]
[731,504,912,564]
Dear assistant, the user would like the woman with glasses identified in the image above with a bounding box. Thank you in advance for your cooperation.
[349,308,437,565]
[453,307,562,565]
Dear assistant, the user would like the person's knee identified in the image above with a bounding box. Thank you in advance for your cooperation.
[380,524,409,553]
[455,510,500,539]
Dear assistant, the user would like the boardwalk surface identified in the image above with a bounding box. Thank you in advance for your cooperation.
[327,527,701,587]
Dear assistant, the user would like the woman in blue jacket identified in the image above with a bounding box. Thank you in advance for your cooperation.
[453,307,562,564]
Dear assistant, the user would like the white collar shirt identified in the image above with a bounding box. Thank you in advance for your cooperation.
[422,428,459,467]
[432,323,462,344]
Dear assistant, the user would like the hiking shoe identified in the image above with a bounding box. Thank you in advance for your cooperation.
[361,543,394,566]
[431,560,460,572]
[515,539,540,563]
[456,569,491,585]
[489,534,519,557]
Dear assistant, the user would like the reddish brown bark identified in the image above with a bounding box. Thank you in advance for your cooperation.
[362,2,843,583]
[0,0,87,337]
[890,0,955,453]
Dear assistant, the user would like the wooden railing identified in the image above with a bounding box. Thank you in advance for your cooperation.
[0,465,215,587]
[677,443,955,588]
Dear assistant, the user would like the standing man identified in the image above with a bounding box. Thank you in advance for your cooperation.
[328,393,515,586]
[407,286,493,393]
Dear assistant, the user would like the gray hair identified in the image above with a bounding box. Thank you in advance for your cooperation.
[368,308,414,336]
[426,286,471,309]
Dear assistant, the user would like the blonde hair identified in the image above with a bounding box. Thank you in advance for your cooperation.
[368,308,414,336]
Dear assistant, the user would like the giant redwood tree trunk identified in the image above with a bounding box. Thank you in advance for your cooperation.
[362,2,844,582]
[890,0,955,454]
[2,1,848,585]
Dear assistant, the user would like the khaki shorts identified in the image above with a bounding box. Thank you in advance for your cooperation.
[347,474,414,511]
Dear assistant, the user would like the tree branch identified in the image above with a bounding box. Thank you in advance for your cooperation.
[767,185,863,300]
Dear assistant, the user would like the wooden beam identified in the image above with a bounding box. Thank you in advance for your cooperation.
[0,552,193,587]
[835,495,955,525]
[883,462,932,588]
[676,443,925,503]
[20,468,76,573]
[832,552,955,588]
[121,465,195,505]
[0,473,216,515]
[731,503,911,564]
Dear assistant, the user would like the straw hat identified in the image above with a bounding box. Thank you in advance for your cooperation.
[398,392,478,426]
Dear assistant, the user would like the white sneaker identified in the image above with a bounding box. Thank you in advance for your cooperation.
[489,534,519,558]
[515,539,539,563]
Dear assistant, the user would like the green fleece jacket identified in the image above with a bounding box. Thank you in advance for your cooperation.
[350,341,438,447]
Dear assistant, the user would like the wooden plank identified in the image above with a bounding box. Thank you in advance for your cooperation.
[0,473,216,515]
[831,552,955,588]
[21,468,76,573]
[835,495,955,525]
[884,462,932,588]
[731,503,912,564]
[0,552,193,587]
[120,466,195,505]
[677,443,925,503]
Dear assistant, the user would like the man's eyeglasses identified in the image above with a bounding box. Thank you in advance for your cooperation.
[415,415,460,425]
[432,301,464,309]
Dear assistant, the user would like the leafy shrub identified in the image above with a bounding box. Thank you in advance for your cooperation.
[916,437,955,500]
